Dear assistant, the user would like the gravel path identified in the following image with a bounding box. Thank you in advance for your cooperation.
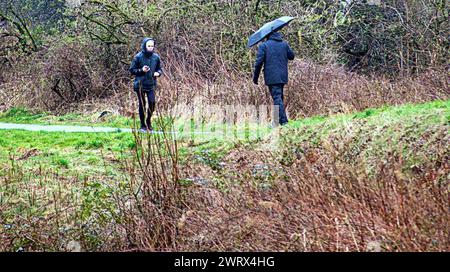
[0,122,214,134]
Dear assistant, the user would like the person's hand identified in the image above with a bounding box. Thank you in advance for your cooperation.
[153,72,161,77]
[142,65,150,73]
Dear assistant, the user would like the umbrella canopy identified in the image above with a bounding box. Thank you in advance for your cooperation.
[247,16,295,48]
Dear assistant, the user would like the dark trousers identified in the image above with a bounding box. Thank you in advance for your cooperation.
[136,88,156,129]
[268,84,288,125]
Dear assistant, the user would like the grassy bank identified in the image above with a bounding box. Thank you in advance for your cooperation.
[0,99,449,251]
[0,107,135,128]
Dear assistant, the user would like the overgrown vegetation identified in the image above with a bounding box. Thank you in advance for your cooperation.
[1,100,448,251]
[1,0,448,113]
[0,0,448,252]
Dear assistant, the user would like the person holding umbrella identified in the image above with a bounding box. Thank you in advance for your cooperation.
[129,37,163,132]
[249,16,295,126]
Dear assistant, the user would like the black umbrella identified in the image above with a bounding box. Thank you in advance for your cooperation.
[247,16,295,48]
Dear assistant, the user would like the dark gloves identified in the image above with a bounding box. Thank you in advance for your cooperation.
[253,77,258,85]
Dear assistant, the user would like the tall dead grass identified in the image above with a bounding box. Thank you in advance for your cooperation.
[112,117,186,251]
[1,48,448,118]
[285,60,449,117]
[172,123,449,251]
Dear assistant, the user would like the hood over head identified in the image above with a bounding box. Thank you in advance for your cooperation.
[267,32,283,41]
[141,37,155,57]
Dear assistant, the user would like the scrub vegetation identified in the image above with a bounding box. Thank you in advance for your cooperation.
[0,0,448,251]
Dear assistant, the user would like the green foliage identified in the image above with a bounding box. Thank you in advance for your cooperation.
[0,99,448,251]
[283,99,450,171]
[0,107,48,123]
[0,0,69,53]
[334,0,449,74]
[2,0,448,108]
[68,0,447,75]
[80,180,114,221]
[54,156,70,168]
[0,107,132,128]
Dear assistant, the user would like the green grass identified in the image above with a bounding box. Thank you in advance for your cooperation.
[0,107,275,142]
[0,129,135,151]
[281,99,449,176]
[0,130,137,194]
[0,99,448,251]
[1,99,448,172]
[289,99,449,129]
[0,127,137,251]
[284,99,448,144]
[0,107,135,128]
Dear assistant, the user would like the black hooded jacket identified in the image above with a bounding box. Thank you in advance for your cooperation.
[129,38,163,91]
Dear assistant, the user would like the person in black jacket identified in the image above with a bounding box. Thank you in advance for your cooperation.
[129,37,163,132]
[253,31,295,126]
